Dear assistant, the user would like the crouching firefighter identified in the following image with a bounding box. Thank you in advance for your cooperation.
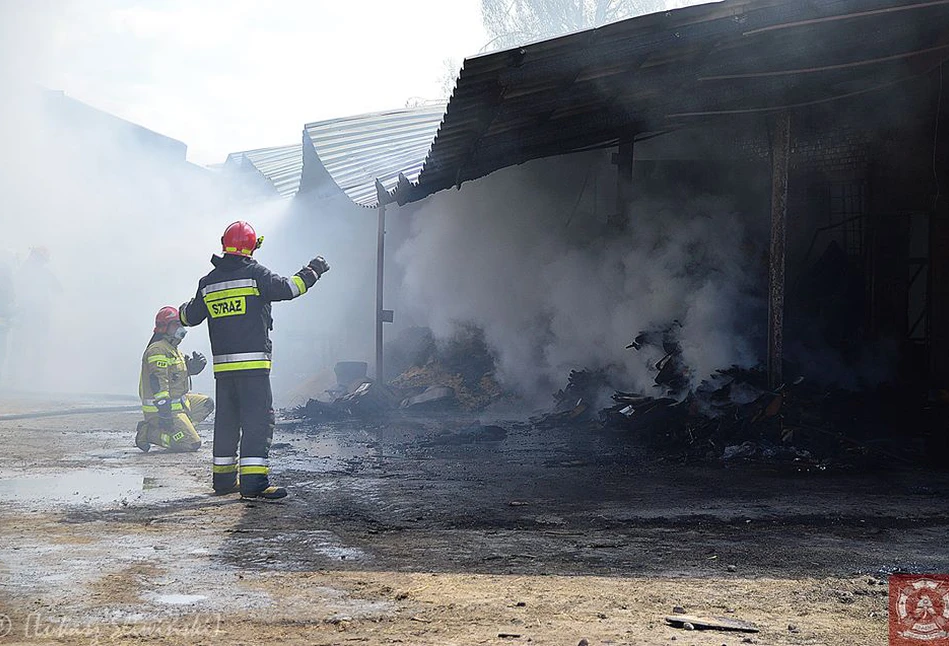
[179,221,329,499]
[135,306,214,453]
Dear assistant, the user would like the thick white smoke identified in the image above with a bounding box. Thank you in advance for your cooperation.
[0,1,376,401]
[0,87,244,396]
[0,0,760,406]
[0,87,379,404]
[392,152,767,404]
[265,193,378,407]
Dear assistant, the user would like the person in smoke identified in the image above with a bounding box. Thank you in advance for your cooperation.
[13,247,61,387]
[136,306,212,453]
[178,221,329,499]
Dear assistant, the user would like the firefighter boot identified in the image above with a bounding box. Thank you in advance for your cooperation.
[212,474,240,495]
[135,421,151,453]
[241,485,287,500]
[239,474,287,500]
[212,470,240,495]
[212,479,240,496]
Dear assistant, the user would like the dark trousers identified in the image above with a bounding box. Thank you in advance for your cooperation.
[212,374,275,492]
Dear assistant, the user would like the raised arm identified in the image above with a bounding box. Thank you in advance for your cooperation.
[258,256,329,302]
[179,283,208,327]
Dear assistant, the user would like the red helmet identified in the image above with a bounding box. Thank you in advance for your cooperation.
[154,306,180,334]
[222,221,262,257]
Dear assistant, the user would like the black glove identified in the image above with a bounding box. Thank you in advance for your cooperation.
[307,256,330,278]
[155,399,173,429]
[185,351,207,375]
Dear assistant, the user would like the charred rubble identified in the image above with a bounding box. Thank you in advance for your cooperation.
[296,316,945,470]
[297,323,504,419]
[545,323,941,470]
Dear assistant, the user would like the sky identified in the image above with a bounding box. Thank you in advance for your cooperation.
[2,0,487,165]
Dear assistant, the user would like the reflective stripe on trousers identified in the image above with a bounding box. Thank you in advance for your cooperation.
[239,457,269,475]
[213,456,238,474]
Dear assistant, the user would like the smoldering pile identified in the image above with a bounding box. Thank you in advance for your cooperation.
[294,312,927,471]
[538,324,918,469]
[297,324,505,420]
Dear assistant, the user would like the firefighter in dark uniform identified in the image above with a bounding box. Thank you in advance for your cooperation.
[179,221,329,499]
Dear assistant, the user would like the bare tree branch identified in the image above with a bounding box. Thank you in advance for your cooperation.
[481,0,668,51]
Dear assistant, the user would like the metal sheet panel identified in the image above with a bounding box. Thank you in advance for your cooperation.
[303,107,446,206]
[403,0,949,204]
[225,144,302,198]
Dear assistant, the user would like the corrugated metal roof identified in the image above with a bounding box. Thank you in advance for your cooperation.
[225,144,302,198]
[303,106,446,207]
[295,0,948,208]
[393,0,949,205]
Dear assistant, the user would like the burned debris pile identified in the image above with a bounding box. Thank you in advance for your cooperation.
[387,323,504,411]
[530,368,613,429]
[601,367,891,468]
[300,379,401,419]
[298,324,505,420]
[294,316,935,469]
[389,365,502,412]
[537,323,924,469]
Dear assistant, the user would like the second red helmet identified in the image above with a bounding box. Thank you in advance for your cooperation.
[222,221,263,257]
[154,306,180,334]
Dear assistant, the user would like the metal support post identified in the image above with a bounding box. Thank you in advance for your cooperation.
[768,111,791,389]
[610,138,634,231]
[375,196,386,382]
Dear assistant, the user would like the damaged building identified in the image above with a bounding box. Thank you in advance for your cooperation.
[6,4,949,640]
[230,0,949,466]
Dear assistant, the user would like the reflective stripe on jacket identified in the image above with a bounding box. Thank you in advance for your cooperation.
[180,254,317,377]
[139,337,190,412]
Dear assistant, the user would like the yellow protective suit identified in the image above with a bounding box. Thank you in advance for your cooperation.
[137,337,213,452]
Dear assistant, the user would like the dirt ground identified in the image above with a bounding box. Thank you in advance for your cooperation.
[0,393,946,645]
